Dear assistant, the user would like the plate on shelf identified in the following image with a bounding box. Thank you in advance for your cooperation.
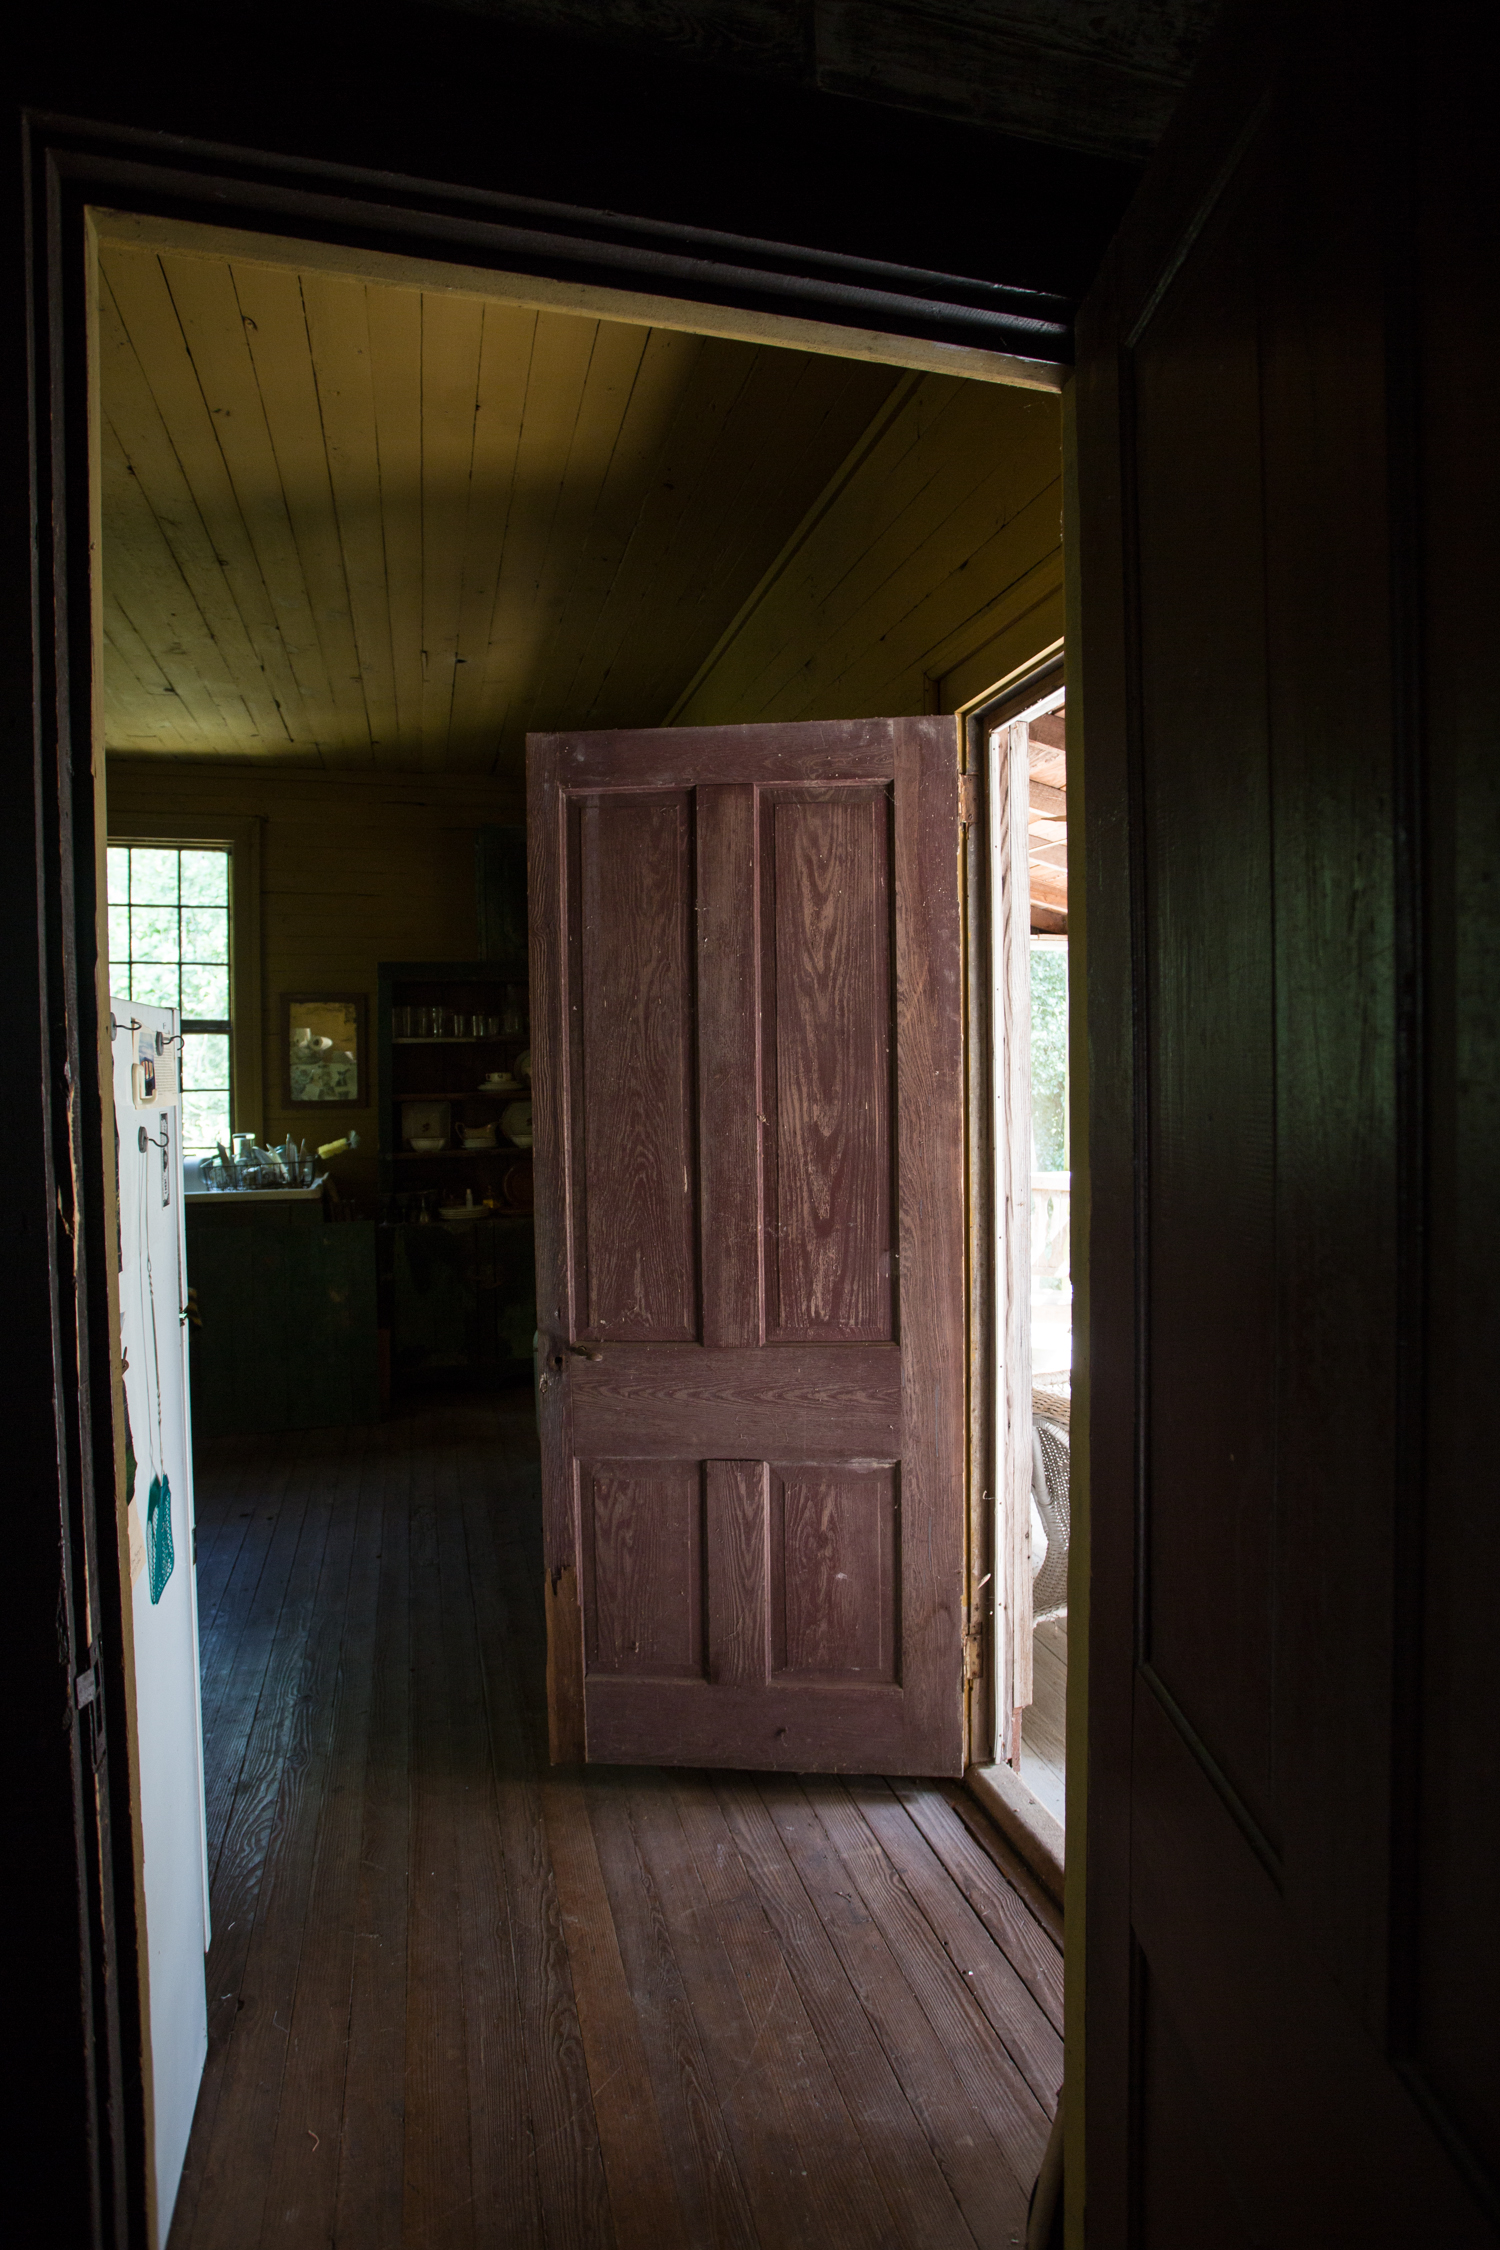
[501,1100,533,1148]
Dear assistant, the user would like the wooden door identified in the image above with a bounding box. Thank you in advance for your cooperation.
[1078,0,1499,2240]
[528,718,965,1775]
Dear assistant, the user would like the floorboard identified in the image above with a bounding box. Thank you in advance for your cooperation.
[171,1396,1062,2249]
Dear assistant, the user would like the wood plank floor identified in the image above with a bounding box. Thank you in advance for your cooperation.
[170,1397,1062,2250]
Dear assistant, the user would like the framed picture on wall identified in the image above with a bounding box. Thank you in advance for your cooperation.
[282,992,367,1107]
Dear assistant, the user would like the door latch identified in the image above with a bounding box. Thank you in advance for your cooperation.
[547,1337,604,1368]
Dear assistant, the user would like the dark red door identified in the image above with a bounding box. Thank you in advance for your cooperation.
[1078,0,1499,2239]
[528,718,965,1774]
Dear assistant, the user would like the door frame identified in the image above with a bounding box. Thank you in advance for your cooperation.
[959,647,1069,1782]
[22,110,1083,2245]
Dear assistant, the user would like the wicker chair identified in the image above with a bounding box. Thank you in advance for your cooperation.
[1030,1387,1071,1626]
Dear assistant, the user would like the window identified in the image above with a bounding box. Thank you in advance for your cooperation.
[107,843,233,1155]
[1030,933,1070,1389]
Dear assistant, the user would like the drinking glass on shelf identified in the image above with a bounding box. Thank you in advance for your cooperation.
[501,986,523,1035]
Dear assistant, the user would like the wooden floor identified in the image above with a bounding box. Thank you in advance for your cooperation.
[1019,1621,1067,1830]
[171,1396,1062,2250]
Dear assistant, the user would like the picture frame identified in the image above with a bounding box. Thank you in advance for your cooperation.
[281,992,367,1107]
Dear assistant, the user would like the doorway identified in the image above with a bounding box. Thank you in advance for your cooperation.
[91,205,1070,2245]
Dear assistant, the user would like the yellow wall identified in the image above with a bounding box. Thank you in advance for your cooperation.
[673,370,1063,725]
[105,761,523,1202]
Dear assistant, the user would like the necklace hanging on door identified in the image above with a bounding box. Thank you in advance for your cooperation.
[138,1117,174,1606]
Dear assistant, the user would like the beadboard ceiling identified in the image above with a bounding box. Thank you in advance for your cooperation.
[97,235,899,773]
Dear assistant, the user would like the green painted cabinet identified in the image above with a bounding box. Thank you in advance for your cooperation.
[187,1201,378,1437]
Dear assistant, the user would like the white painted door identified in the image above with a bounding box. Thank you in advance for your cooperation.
[112,998,210,2248]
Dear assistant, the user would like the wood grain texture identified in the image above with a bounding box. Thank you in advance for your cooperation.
[759,1777,1034,2249]
[696,785,763,1348]
[569,1343,901,1460]
[530,716,965,1776]
[174,1401,1061,2250]
[705,1459,770,1688]
[574,792,698,1341]
[582,1461,705,1679]
[764,789,892,1341]
[540,1774,690,2250]
[771,1465,897,1682]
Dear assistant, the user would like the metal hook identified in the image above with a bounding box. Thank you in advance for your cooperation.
[138,1123,169,1153]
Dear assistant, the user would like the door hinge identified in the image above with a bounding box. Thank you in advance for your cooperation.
[957,771,979,829]
[75,1644,107,1772]
[963,1624,984,1683]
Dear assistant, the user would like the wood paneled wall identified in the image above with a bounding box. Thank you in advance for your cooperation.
[106,761,523,1199]
[673,371,1063,727]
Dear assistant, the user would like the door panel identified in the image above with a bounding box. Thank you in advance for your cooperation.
[530,718,964,1775]
[571,791,698,1341]
[762,787,893,1343]
[1078,0,1498,2238]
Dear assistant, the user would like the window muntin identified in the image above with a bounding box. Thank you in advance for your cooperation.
[107,844,233,1154]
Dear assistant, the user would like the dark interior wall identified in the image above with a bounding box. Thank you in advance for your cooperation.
[6,11,1142,2241]
[422,0,1223,159]
[22,0,1141,302]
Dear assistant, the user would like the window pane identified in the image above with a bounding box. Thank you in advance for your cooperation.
[1030,942,1069,1171]
[107,847,131,905]
[131,904,179,961]
[182,1092,231,1154]
[107,905,131,966]
[181,906,228,963]
[178,849,228,906]
[180,963,229,1017]
[132,962,179,1008]
[129,847,179,904]
[181,1032,230,1091]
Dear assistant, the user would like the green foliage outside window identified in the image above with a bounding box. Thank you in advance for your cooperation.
[107,844,233,1154]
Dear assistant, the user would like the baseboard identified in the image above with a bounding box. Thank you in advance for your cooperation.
[965,1760,1065,1910]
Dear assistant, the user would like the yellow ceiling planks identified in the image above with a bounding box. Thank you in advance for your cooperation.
[507,316,656,746]
[95,225,995,768]
[229,260,374,760]
[102,600,201,756]
[153,250,344,750]
[445,299,538,764]
[570,332,754,731]
[363,282,426,762]
[299,270,401,761]
[100,251,311,749]
[98,419,261,752]
[620,350,899,722]
[97,293,291,755]
[416,290,486,764]
[478,312,600,759]
[532,324,707,734]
